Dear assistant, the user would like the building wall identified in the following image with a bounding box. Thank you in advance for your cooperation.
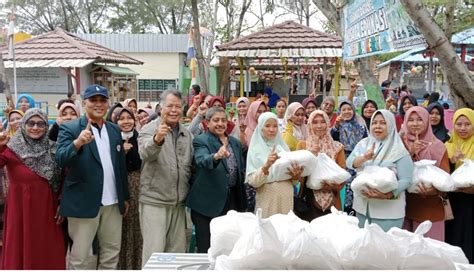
[120,52,181,80]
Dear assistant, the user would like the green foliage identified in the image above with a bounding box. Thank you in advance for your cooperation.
[108,0,192,34]
[2,0,114,34]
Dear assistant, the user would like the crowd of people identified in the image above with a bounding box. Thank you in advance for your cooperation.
[0,81,473,270]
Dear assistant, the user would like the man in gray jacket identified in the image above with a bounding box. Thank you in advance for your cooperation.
[138,89,193,266]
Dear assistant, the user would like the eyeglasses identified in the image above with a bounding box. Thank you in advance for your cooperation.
[25,120,47,129]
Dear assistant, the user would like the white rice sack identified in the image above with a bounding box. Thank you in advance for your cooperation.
[408,160,455,193]
[306,153,351,190]
[451,159,474,189]
[388,221,469,269]
[208,210,258,264]
[351,165,398,194]
[267,150,317,182]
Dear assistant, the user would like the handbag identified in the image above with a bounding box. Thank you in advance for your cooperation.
[440,196,454,221]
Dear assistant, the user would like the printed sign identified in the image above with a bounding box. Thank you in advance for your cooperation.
[342,0,426,60]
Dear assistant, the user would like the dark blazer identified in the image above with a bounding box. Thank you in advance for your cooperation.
[186,132,247,217]
[56,115,129,218]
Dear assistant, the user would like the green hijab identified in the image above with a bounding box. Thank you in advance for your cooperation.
[245,112,290,183]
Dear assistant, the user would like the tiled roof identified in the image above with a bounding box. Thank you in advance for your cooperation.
[216,21,342,51]
[1,28,143,65]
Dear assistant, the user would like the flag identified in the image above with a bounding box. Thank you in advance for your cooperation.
[187,29,195,61]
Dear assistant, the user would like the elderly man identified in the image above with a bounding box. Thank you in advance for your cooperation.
[138,89,193,266]
[56,84,129,270]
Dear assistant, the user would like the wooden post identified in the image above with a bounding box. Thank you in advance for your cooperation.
[236,57,244,97]
[334,57,341,108]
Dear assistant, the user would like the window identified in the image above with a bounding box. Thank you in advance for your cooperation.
[138,79,177,102]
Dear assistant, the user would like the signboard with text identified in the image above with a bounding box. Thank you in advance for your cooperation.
[342,0,426,60]
[7,67,68,93]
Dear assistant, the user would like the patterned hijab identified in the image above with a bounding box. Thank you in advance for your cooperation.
[284,102,308,141]
[337,101,366,152]
[246,112,290,183]
[7,108,61,192]
[427,102,450,143]
[306,110,344,159]
[400,106,446,166]
[244,100,267,143]
[445,108,474,169]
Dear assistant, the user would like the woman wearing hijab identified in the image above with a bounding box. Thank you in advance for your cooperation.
[445,108,474,264]
[6,110,24,137]
[321,96,337,128]
[113,107,143,270]
[331,101,367,157]
[49,103,80,142]
[281,102,308,151]
[295,110,346,221]
[137,108,156,128]
[244,100,268,146]
[229,97,250,143]
[122,98,138,115]
[360,100,378,131]
[346,110,414,231]
[16,93,35,113]
[396,95,418,131]
[0,109,65,269]
[400,107,450,241]
[302,97,318,121]
[246,112,303,218]
[106,102,124,123]
[427,103,450,143]
[331,100,367,214]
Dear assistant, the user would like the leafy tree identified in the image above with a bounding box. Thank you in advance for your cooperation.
[108,0,192,34]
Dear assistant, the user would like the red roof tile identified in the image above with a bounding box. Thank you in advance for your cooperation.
[216,21,342,51]
[1,28,143,65]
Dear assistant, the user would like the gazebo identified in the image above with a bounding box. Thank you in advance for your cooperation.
[215,21,342,100]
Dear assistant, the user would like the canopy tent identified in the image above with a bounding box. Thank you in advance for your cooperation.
[215,21,343,98]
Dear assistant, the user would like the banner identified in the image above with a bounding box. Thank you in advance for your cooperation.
[342,0,427,60]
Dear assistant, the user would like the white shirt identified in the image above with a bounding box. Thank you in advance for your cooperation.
[91,123,118,206]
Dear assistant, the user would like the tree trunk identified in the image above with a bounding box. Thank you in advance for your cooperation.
[400,0,474,109]
[0,52,14,110]
[313,0,383,101]
[191,0,209,93]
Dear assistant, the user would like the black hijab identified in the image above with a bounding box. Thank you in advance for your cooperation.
[114,107,142,172]
[398,95,418,118]
[427,103,450,143]
[360,100,378,130]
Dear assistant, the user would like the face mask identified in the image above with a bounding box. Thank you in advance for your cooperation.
[121,131,134,141]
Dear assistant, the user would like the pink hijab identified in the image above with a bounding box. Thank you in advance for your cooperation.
[401,106,446,166]
[244,100,267,143]
[284,102,308,141]
[306,110,343,159]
